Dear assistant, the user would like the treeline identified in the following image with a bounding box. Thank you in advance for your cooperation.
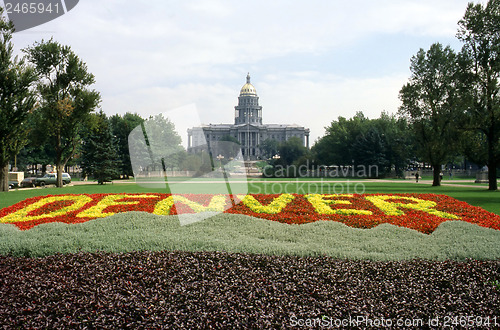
[16,111,223,184]
[0,4,102,190]
[16,112,145,184]
[261,112,412,178]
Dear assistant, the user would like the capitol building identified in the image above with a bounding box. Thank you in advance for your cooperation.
[187,74,310,160]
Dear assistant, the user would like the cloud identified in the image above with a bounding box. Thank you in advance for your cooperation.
[9,0,471,146]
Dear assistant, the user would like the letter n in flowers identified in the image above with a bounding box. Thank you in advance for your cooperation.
[153,195,230,226]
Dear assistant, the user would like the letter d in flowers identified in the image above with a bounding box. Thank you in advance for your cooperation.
[128,104,248,226]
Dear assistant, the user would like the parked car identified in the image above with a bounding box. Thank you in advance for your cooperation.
[21,177,37,188]
[8,181,19,189]
[34,173,72,187]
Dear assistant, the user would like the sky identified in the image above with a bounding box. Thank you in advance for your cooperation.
[5,0,474,146]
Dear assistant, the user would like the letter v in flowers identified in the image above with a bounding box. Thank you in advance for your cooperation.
[236,194,295,214]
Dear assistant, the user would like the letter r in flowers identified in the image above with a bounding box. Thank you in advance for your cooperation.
[128,104,248,226]
[365,195,460,219]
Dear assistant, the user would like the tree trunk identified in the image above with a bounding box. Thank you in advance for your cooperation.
[488,162,498,191]
[432,164,441,186]
[487,133,498,190]
[0,164,9,192]
[56,164,64,188]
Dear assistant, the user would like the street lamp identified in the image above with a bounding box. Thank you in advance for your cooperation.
[216,154,224,169]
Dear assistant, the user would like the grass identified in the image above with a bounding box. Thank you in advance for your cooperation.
[0,211,499,260]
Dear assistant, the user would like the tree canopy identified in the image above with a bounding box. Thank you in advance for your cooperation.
[24,39,100,187]
[0,7,37,191]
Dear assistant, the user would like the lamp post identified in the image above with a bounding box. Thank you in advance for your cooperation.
[216,154,224,169]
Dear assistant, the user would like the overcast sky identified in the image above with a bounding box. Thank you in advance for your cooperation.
[6,0,473,145]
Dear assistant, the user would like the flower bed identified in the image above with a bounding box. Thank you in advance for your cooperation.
[0,193,498,233]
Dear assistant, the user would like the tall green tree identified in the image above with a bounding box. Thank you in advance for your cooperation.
[24,39,100,187]
[109,112,144,178]
[399,43,460,186]
[276,136,307,167]
[259,138,279,160]
[312,112,369,166]
[128,113,185,175]
[312,112,412,178]
[81,112,121,184]
[0,8,37,191]
[457,0,500,190]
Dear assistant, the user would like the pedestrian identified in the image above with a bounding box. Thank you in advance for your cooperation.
[415,172,419,183]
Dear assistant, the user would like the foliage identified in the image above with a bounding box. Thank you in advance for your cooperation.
[259,138,279,160]
[1,210,500,259]
[81,112,121,184]
[128,113,185,173]
[109,113,144,179]
[0,252,498,328]
[312,112,412,177]
[24,39,100,187]
[276,137,308,166]
[0,7,37,191]
[399,43,460,186]
[457,0,500,190]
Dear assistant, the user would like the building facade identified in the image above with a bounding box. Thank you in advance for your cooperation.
[187,74,310,160]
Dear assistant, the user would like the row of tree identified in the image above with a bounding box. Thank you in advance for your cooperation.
[0,4,101,191]
[265,0,500,191]
[399,0,499,190]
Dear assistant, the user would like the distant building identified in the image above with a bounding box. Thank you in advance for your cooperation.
[187,73,310,160]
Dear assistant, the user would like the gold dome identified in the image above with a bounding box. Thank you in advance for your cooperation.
[240,73,257,96]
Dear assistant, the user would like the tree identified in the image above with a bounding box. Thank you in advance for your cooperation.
[352,126,388,177]
[0,8,37,191]
[24,39,100,187]
[109,113,144,178]
[81,112,121,184]
[457,0,500,190]
[259,138,279,160]
[399,43,460,186]
[276,136,307,167]
[128,113,185,177]
[371,113,414,178]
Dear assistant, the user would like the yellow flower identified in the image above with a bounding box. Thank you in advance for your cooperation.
[305,194,372,215]
[153,195,229,215]
[0,195,93,223]
[77,194,158,218]
[365,195,460,219]
[236,194,295,214]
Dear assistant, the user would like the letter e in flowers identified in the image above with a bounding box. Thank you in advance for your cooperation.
[305,194,372,215]
[77,194,157,219]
